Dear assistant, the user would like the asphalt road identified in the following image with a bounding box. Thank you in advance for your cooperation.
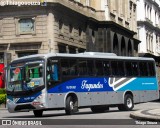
[0,101,160,127]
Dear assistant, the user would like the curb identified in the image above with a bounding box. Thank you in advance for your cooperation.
[130,109,160,121]
[0,108,7,110]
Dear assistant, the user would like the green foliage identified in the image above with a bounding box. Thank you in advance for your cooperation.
[0,94,6,104]
[0,88,6,94]
[0,89,6,105]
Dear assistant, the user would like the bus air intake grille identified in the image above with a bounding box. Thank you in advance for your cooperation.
[15,104,36,111]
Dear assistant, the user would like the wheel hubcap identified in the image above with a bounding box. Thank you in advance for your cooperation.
[70,101,74,110]
[127,98,132,108]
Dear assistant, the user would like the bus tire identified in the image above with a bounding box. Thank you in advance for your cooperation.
[91,106,109,113]
[65,96,77,115]
[33,110,43,117]
[118,94,134,111]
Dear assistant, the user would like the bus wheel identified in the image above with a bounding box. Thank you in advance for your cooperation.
[33,110,43,117]
[91,106,109,113]
[118,94,134,111]
[65,96,77,115]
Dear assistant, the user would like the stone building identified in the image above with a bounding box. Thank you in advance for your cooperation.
[0,0,139,65]
[137,0,160,82]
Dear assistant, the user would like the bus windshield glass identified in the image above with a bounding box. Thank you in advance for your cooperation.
[7,61,44,92]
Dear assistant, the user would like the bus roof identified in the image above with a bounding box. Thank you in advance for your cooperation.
[11,52,155,63]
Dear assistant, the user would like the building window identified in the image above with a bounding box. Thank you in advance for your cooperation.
[0,19,3,37]
[150,8,152,20]
[79,27,83,40]
[150,35,153,52]
[156,35,158,53]
[69,24,74,37]
[85,0,90,6]
[155,11,157,25]
[19,18,35,34]
[92,30,95,43]
[145,3,146,18]
[146,33,149,51]
[58,44,66,53]
[75,0,80,2]
[59,20,64,34]
[17,51,38,58]
[158,15,159,26]
[0,54,4,63]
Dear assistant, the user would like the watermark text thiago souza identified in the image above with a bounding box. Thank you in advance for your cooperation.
[0,0,47,6]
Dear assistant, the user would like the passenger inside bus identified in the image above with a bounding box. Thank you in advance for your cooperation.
[47,64,58,81]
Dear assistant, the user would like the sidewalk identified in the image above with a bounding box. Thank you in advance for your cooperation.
[130,109,160,121]
[0,104,7,110]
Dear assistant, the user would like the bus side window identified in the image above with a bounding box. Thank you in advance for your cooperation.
[132,62,138,76]
[103,61,111,76]
[61,59,70,76]
[87,60,94,76]
[139,62,148,76]
[47,64,58,81]
[118,61,125,76]
[125,62,132,76]
[95,60,104,76]
[47,59,59,81]
[78,60,88,76]
[111,61,118,76]
[68,59,78,76]
[148,62,155,76]
[61,59,78,76]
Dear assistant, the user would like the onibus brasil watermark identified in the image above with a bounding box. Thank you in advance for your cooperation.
[2,120,42,126]
[0,0,47,6]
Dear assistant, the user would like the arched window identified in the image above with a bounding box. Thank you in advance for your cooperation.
[128,40,132,56]
[113,33,118,55]
[121,37,125,56]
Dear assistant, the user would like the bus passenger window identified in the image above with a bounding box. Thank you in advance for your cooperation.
[103,61,111,76]
[148,62,155,76]
[111,61,118,76]
[47,59,59,81]
[125,62,132,76]
[95,61,104,76]
[78,60,87,75]
[50,64,58,81]
[139,62,148,76]
[61,59,70,76]
[68,60,78,76]
[132,62,138,76]
[118,62,125,76]
[87,60,94,76]
[61,59,78,76]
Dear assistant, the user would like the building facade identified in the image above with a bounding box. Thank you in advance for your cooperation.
[137,0,160,82]
[137,0,160,56]
[0,0,139,65]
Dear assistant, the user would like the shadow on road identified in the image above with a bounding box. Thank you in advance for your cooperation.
[2,108,137,119]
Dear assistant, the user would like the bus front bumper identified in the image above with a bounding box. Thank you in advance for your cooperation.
[7,100,46,113]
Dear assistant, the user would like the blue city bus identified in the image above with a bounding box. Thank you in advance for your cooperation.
[6,52,159,117]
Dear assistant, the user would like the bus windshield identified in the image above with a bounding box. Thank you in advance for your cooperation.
[7,61,44,92]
